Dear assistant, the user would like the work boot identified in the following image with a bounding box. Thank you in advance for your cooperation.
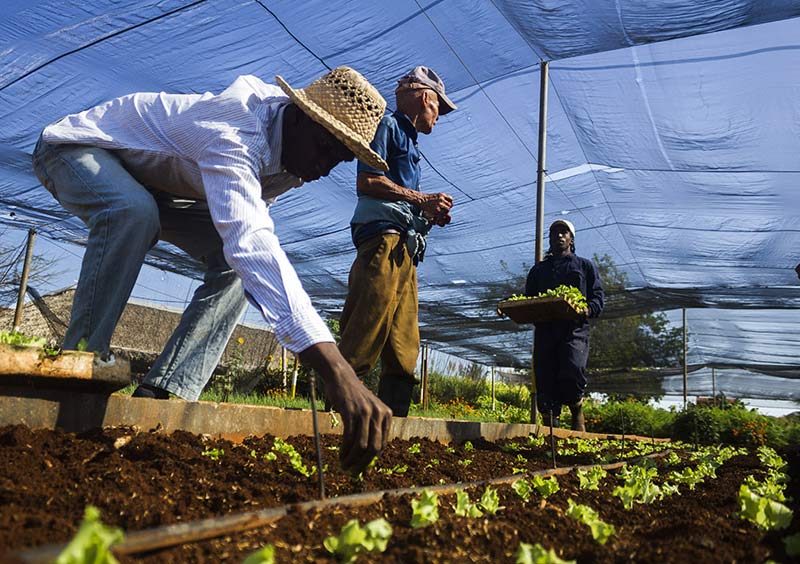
[569,401,586,432]
[378,375,415,417]
[132,384,170,400]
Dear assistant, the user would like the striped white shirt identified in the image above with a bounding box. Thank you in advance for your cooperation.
[43,75,334,352]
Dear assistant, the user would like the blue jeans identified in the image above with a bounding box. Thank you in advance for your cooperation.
[32,138,247,400]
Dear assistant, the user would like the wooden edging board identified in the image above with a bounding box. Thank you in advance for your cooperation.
[0,344,130,391]
[0,390,669,445]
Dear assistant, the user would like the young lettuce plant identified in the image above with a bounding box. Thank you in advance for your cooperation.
[512,479,534,502]
[479,486,504,515]
[453,490,483,518]
[411,490,440,528]
[737,484,793,531]
[530,475,560,499]
[577,466,607,490]
[242,544,275,564]
[201,447,224,461]
[743,474,787,503]
[55,506,124,564]
[271,437,315,478]
[323,518,392,563]
[613,464,662,509]
[515,542,575,564]
[566,500,615,545]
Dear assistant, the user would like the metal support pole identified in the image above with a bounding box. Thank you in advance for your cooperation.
[491,365,496,411]
[290,354,299,399]
[535,60,549,264]
[711,367,716,406]
[531,60,548,424]
[682,308,688,408]
[12,229,36,332]
[281,346,287,390]
[308,373,325,500]
[421,343,430,411]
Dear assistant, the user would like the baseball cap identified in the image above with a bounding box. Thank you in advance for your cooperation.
[550,219,575,238]
[396,66,457,115]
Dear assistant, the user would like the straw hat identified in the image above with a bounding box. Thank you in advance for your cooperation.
[276,67,389,172]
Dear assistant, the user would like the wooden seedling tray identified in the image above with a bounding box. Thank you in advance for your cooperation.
[0,344,130,391]
[497,295,585,324]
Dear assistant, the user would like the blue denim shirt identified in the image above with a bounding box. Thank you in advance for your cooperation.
[351,112,430,262]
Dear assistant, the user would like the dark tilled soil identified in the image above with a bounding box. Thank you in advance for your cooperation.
[0,424,797,563]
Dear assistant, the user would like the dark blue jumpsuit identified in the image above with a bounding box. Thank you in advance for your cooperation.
[525,254,604,418]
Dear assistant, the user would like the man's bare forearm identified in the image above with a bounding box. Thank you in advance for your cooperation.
[357,172,453,219]
[357,172,427,205]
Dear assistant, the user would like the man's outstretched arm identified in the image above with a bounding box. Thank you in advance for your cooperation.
[298,342,392,475]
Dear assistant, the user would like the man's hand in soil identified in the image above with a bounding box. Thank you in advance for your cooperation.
[298,342,392,475]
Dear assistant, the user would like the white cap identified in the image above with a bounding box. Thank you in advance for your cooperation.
[550,219,575,238]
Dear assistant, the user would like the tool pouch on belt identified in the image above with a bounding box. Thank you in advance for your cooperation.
[406,212,431,265]
[352,195,432,264]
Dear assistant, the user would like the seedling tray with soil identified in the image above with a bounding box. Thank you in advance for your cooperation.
[497,295,586,324]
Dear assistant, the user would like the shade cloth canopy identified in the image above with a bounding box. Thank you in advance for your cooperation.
[1,1,798,384]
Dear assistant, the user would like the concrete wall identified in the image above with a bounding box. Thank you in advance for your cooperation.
[0,288,281,369]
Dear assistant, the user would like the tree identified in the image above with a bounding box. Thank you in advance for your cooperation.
[589,254,682,369]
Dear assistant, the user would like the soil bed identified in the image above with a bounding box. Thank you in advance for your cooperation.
[0,424,796,562]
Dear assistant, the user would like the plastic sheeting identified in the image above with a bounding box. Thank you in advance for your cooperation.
[1,1,799,376]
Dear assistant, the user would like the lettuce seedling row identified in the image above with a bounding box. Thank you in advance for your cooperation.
[0,425,796,563]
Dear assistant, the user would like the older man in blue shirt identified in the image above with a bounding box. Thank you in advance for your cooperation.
[338,67,457,417]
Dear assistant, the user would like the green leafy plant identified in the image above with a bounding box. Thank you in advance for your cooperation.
[743,474,787,503]
[613,464,662,509]
[323,518,392,563]
[530,475,560,498]
[505,285,587,311]
[410,490,439,528]
[515,542,576,564]
[453,490,483,518]
[512,479,534,502]
[458,459,473,467]
[242,544,275,564]
[577,466,607,490]
[566,500,615,545]
[408,442,421,454]
[201,448,224,461]
[737,484,793,530]
[55,505,124,564]
[0,330,47,348]
[378,464,409,476]
[479,486,503,515]
[527,435,545,447]
[463,440,474,452]
[271,437,315,477]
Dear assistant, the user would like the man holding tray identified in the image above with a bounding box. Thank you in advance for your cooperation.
[525,219,604,431]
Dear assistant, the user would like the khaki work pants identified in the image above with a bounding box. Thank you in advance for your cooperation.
[339,233,419,416]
